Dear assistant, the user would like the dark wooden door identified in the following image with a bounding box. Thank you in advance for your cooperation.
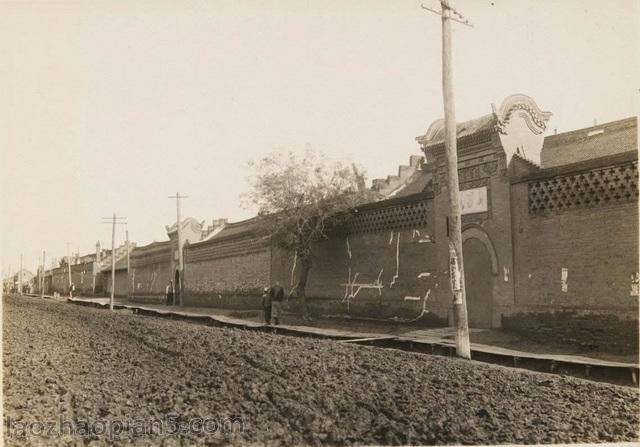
[462,238,493,328]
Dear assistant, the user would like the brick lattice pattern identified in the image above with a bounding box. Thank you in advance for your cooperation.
[528,161,638,215]
[347,200,430,233]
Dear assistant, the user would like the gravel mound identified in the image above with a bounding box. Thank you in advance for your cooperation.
[3,295,639,445]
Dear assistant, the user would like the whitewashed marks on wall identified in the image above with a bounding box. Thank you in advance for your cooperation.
[631,272,639,296]
[337,228,434,316]
[404,289,431,322]
[341,269,384,309]
[503,266,510,282]
[561,268,568,292]
[390,232,400,288]
[290,253,298,287]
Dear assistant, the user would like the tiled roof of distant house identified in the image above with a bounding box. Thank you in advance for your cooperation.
[540,116,637,168]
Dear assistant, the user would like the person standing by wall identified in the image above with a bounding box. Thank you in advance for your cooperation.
[270,280,285,325]
[262,286,272,324]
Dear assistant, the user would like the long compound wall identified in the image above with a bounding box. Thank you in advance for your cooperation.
[122,151,638,336]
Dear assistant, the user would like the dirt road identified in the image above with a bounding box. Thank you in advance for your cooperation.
[3,295,639,445]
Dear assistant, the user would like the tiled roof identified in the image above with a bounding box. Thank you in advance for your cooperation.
[131,240,171,256]
[416,114,496,148]
[540,117,637,168]
[101,256,128,272]
[388,170,433,198]
[189,216,266,246]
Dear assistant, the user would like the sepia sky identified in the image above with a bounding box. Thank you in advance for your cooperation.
[1,0,638,275]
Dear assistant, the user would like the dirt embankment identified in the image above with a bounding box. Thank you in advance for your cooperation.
[3,295,639,446]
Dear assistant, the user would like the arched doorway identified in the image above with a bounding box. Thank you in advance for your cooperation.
[462,237,494,328]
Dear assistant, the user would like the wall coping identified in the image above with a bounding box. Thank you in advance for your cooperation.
[510,150,638,185]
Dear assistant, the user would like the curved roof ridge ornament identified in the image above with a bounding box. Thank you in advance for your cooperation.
[165,216,203,234]
[494,94,552,135]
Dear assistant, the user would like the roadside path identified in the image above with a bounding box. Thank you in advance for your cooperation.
[58,294,640,386]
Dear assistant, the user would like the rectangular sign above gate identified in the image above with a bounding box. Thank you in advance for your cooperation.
[460,186,488,215]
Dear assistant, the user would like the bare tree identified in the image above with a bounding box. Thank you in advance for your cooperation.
[244,148,377,316]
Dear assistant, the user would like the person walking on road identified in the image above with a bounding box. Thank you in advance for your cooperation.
[262,286,272,324]
[269,280,285,325]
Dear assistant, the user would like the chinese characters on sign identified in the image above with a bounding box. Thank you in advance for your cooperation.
[460,187,488,215]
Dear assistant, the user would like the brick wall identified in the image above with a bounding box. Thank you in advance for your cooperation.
[511,181,638,315]
[46,261,120,297]
[51,265,97,295]
[182,237,271,307]
[70,262,100,295]
[49,268,67,294]
[270,195,446,323]
[131,261,172,297]
[104,270,129,297]
[508,157,639,344]
[130,242,172,297]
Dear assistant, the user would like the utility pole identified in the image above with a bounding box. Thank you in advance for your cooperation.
[41,250,46,299]
[126,226,131,299]
[19,254,23,295]
[66,242,72,297]
[102,214,127,311]
[168,192,188,306]
[422,0,472,359]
